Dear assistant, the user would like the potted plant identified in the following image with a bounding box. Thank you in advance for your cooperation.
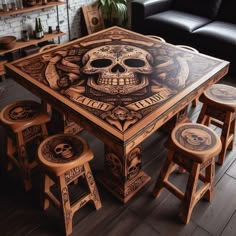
[97,0,128,27]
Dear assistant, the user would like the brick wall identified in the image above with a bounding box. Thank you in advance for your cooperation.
[0,0,96,44]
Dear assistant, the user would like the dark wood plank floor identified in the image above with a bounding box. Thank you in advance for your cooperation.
[0,75,236,236]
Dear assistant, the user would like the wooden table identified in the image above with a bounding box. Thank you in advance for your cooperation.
[6,26,229,203]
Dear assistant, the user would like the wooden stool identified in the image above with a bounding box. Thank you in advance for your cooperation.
[38,134,102,236]
[197,84,236,165]
[0,100,50,191]
[152,123,221,224]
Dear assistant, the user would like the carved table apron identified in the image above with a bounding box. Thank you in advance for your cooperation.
[5,26,229,203]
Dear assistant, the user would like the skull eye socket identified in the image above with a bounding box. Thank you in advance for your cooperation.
[64,144,70,149]
[55,147,62,153]
[124,59,145,67]
[91,59,112,68]
[191,134,203,141]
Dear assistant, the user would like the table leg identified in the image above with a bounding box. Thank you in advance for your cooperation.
[97,145,151,203]
[161,107,190,133]
[46,107,64,135]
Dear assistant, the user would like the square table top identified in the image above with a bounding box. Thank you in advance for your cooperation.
[6,26,229,149]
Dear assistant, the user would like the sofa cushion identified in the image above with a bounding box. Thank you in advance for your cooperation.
[217,0,236,23]
[172,0,222,19]
[192,21,236,60]
[144,10,212,44]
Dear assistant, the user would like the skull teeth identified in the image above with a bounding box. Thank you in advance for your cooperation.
[98,77,138,85]
[62,150,74,158]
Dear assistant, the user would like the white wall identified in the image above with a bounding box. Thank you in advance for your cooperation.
[0,0,96,44]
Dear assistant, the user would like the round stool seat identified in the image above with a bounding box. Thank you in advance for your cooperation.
[0,100,50,133]
[171,123,222,163]
[38,134,93,175]
[200,84,236,112]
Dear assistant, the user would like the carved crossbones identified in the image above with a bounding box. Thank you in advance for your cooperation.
[42,48,81,90]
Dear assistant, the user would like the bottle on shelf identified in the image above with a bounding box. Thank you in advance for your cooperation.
[48,26,53,34]
[38,18,44,38]
[35,18,42,39]
[1,0,9,11]
[10,0,17,10]
[22,30,29,42]
[17,0,23,9]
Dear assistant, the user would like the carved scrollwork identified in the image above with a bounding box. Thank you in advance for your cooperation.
[105,152,123,179]
[127,147,142,181]
[61,187,72,228]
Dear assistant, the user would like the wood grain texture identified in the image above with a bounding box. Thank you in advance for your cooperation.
[191,227,212,236]
[191,174,236,235]
[220,210,236,236]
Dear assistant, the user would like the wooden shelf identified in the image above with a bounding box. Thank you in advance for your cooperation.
[0,1,64,16]
[0,31,65,55]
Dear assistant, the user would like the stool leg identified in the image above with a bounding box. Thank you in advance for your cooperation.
[197,105,212,127]
[6,137,15,171]
[41,100,52,114]
[218,112,232,165]
[203,158,215,202]
[228,118,235,151]
[59,175,73,236]
[152,150,176,198]
[40,123,48,139]
[17,132,32,191]
[192,97,199,107]
[42,174,53,210]
[197,104,208,124]
[84,163,102,210]
[181,162,200,224]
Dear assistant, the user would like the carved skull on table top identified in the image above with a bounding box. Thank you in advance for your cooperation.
[82,44,153,95]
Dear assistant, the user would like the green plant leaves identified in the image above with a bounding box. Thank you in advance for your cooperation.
[97,0,127,27]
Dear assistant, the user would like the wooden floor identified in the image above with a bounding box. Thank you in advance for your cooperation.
[0,76,236,236]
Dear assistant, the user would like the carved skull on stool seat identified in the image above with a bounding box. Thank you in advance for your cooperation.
[54,142,74,159]
[10,106,37,120]
[180,128,212,151]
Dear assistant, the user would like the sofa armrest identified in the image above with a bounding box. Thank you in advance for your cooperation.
[131,0,172,33]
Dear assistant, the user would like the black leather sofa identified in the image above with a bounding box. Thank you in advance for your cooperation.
[131,0,236,74]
